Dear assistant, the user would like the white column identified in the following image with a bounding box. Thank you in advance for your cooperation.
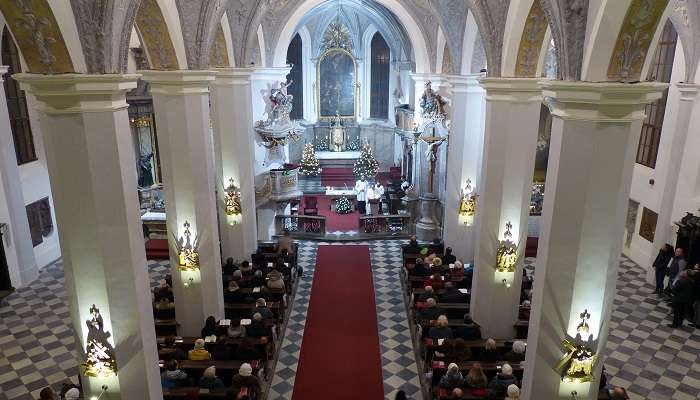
[210,68,258,262]
[0,66,38,287]
[250,67,292,173]
[470,78,541,339]
[647,83,699,282]
[442,74,485,263]
[15,73,162,399]
[522,81,666,400]
[140,70,224,337]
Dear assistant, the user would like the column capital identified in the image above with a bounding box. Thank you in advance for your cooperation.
[139,69,216,95]
[410,73,450,87]
[478,77,542,103]
[13,73,139,114]
[249,66,291,82]
[676,82,700,102]
[211,67,254,86]
[541,80,667,122]
[447,73,486,94]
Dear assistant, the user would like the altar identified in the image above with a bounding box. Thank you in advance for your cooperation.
[316,151,360,168]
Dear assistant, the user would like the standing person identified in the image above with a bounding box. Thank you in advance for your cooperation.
[354,176,369,214]
[692,264,700,327]
[669,270,694,328]
[666,247,687,293]
[374,181,385,213]
[652,244,674,294]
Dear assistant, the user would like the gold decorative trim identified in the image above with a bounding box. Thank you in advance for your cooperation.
[514,1,548,78]
[607,0,669,81]
[0,0,74,73]
[135,0,179,70]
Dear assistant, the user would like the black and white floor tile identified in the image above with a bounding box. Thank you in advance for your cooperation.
[2,248,700,399]
[268,240,422,400]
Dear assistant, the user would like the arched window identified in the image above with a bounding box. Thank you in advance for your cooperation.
[286,33,303,120]
[636,20,677,168]
[370,32,390,119]
[1,27,36,165]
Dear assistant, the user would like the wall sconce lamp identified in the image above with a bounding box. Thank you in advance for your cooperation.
[174,221,200,271]
[81,305,117,378]
[459,179,477,226]
[502,278,511,289]
[183,277,194,288]
[224,178,242,226]
[557,309,598,383]
[89,385,109,400]
[496,221,517,272]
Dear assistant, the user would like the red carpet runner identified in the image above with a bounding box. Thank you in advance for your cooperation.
[303,195,359,231]
[291,245,384,400]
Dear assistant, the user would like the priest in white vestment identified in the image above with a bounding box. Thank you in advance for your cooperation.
[354,176,369,214]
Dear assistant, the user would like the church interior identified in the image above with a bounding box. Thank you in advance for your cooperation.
[1,1,700,400]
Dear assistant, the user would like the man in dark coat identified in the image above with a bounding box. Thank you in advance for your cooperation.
[652,244,673,294]
[669,270,694,328]
[666,247,687,293]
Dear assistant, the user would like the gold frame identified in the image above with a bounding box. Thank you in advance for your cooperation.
[316,48,360,121]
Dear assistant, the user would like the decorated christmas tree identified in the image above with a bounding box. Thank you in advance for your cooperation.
[335,196,352,214]
[353,142,379,179]
[299,143,322,176]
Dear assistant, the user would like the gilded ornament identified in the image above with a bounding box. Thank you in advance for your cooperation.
[173,221,200,271]
[82,304,117,378]
[496,221,517,272]
[459,179,477,217]
[556,309,598,383]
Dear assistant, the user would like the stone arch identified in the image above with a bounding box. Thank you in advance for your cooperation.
[0,0,75,74]
[271,0,430,73]
[509,0,550,78]
[460,11,483,75]
[606,0,669,82]
[209,23,230,68]
[133,0,183,70]
[220,12,235,67]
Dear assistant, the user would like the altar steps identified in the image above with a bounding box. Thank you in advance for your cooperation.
[321,168,356,187]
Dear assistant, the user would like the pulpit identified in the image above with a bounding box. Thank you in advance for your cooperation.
[270,165,303,201]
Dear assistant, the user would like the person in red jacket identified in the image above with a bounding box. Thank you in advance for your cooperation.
[423,273,445,290]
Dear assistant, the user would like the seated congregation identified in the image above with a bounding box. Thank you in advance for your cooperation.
[151,242,299,399]
[401,237,630,400]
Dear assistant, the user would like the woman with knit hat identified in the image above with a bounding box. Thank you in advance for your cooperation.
[229,363,260,398]
[439,362,466,389]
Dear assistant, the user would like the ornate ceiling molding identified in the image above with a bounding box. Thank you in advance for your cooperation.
[515,1,549,78]
[467,0,510,77]
[427,0,468,74]
[175,0,228,70]
[607,0,668,82]
[539,0,588,81]
[134,0,178,70]
[0,0,74,73]
[70,0,140,74]
[210,24,230,68]
[669,0,700,83]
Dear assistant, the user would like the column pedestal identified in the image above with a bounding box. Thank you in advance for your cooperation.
[210,68,258,262]
[522,81,666,400]
[416,194,440,240]
[141,70,224,337]
[470,78,542,339]
[15,73,162,399]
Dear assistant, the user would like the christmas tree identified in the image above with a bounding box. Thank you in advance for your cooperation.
[299,143,322,176]
[335,196,352,214]
[353,142,379,179]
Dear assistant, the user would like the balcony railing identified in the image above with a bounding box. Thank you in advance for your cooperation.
[275,214,327,238]
[359,214,411,236]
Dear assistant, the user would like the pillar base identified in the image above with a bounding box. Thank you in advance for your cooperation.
[416,194,440,241]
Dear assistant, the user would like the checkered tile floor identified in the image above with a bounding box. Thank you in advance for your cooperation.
[268,240,422,400]
[2,250,699,399]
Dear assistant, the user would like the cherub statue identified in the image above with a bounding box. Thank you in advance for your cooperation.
[267,80,295,124]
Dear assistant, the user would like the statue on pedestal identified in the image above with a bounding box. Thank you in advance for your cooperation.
[329,112,346,152]
[419,81,447,123]
[268,80,294,124]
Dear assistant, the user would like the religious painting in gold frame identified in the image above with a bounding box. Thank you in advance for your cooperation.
[317,48,359,120]
[639,207,658,242]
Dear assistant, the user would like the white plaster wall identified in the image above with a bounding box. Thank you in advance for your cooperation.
[19,95,61,268]
[624,43,685,267]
